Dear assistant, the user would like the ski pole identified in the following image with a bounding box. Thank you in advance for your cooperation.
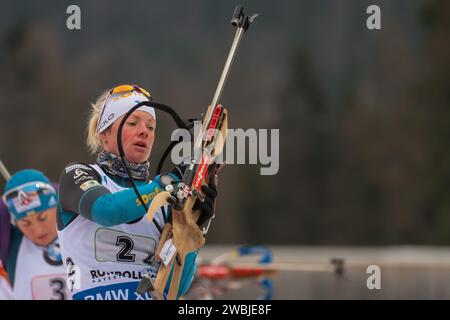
[0,160,11,181]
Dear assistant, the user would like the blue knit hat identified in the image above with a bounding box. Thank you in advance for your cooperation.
[2,169,57,221]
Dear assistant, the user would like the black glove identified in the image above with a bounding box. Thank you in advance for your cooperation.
[169,163,219,228]
[193,180,218,229]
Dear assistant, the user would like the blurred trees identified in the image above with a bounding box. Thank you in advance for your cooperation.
[0,0,449,245]
[417,0,450,243]
[275,0,450,244]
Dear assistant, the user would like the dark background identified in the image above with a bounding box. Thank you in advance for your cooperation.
[0,0,449,245]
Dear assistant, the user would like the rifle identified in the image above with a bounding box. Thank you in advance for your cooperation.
[138,6,258,300]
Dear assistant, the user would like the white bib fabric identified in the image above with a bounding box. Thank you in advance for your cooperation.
[58,164,164,300]
[13,237,70,300]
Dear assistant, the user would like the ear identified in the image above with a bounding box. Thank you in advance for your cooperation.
[99,131,110,147]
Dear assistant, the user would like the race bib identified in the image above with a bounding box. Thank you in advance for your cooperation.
[94,228,158,267]
[31,273,71,300]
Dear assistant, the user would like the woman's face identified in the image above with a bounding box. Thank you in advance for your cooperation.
[16,207,58,246]
[100,110,156,163]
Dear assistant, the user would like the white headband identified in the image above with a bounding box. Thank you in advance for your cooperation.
[96,91,156,134]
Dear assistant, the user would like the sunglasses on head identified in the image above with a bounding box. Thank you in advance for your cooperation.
[110,84,151,98]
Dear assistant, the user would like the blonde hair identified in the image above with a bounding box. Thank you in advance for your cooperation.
[86,89,110,155]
